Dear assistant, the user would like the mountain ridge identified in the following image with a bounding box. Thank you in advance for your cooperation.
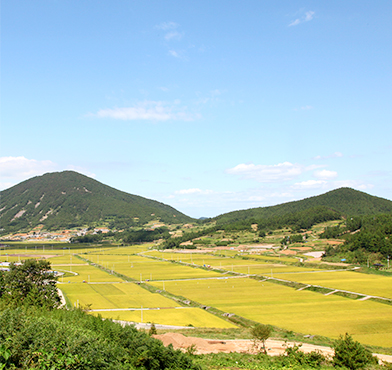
[212,187,392,225]
[1,171,392,235]
[0,171,193,233]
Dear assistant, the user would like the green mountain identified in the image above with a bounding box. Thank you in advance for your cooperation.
[213,188,392,226]
[0,171,194,233]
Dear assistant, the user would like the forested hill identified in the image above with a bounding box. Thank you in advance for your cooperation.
[213,188,392,226]
[0,171,193,233]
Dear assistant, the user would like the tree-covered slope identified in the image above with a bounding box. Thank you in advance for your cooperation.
[212,188,392,226]
[0,171,193,233]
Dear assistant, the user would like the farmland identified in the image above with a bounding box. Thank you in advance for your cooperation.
[1,239,392,350]
[150,277,392,347]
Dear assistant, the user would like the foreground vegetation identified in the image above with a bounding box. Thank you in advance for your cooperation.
[1,256,392,369]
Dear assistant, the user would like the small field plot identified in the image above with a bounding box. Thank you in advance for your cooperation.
[85,255,223,281]
[249,254,299,263]
[60,282,180,310]
[276,271,392,299]
[48,255,89,265]
[0,255,27,263]
[86,244,152,255]
[150,278,392,348]
[57,264,123,283]
[93,307,237,329]
[143,251,320,275]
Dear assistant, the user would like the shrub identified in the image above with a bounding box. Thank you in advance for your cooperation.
[333,333,377,369]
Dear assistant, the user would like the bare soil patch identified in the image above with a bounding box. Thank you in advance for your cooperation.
[279,250,297,255]
[153,333,392,363]
[290,247,312,251]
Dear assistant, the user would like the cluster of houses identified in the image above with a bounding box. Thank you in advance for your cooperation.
[0,227,111,242]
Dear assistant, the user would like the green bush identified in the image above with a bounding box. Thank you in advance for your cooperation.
[333,333,377,369]
[0,307,200,370]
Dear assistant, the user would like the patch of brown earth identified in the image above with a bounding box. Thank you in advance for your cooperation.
[290,247,312,251]
[326,240,344,245]
[153,333,392,364]
[279,250,297,255]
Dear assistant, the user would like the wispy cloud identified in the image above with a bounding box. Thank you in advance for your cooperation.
[0,156,57,190]
[314,152,343,160]
[175,188,214,195]
[156,22,183,42]
[156,21,179,31]
[0,156,97,190]
[289,10,315,27]
[0,156,57,180]
[90,101,199,121]
[226,162,303,183]
[292,180,327,189]
[294,105,313,111]
[168,50,181,58]
[155,22,188,59]
[314,169,338,180]
[165,31,183,41]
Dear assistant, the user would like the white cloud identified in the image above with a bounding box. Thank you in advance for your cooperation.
[314,169,338,180]
[156,22,183,42]
[66,165,96,179]
[155,22,179,31]
[175,188,214,195]
[288,19,301,27]
[289,10,315,26]
[0,156,57,180]
[226,162,303,183]
[314,152,343,160]
[168,50,180,58]
[91,101,198,121]
[332,180,374,191]
[305,11,315,21]
[292,180,327,189]
[165,31,183,41]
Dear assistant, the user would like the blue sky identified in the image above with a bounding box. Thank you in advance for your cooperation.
[2,0,392,218]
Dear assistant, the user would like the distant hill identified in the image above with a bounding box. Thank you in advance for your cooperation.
[213,188,392,226]
[0,171,194,233]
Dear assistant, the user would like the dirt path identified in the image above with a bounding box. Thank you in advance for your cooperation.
[153,333,392,364]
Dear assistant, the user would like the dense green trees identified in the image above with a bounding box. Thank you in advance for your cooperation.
[323,214,392,262]
[0,307,200,370]
[122,227,171,244]
[0,259,61,309]
[333,333,377,369]
[0,258,200,369]
[0,171,193,234]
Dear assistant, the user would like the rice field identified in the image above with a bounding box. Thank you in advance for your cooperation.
[60,282,181,309]
[150,277,392,347]
[83,254,223,281]
[5,243,392,345]
[141,251,321,275]
[92,307,237,328]
[57,264,123,283]
[276,270,392,299]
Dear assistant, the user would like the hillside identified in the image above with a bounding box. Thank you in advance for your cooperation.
[0,171,194,233]
[213,188,392,226]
